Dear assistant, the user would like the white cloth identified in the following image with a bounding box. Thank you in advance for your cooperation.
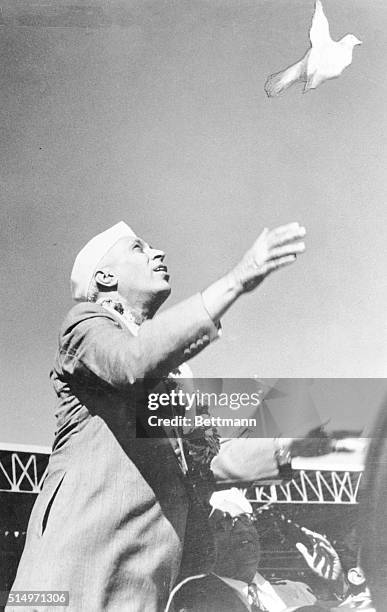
[218,572,316,612]
[338,587,375,610]
[210,488,253,517]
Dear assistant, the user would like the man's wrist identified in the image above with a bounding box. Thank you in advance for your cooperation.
[201,272,243,324]
[274,437,293,479]
[333,574,346,599]
[225,269,245,299]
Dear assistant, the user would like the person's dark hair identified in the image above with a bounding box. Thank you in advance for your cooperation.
[359,403,387,610]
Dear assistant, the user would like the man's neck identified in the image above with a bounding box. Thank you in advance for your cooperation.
[96,292,155,324]
[120,299,148,325]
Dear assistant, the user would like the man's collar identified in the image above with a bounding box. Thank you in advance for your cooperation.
[215,572,266,598]
[214,574,250,607]
[97,298,141,335]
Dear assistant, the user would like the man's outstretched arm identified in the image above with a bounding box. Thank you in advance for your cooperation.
[58,222,305,387]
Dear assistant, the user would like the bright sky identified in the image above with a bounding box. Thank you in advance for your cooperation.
[1,0,387,445]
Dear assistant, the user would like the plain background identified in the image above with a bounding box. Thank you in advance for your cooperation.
[1,0,387,445]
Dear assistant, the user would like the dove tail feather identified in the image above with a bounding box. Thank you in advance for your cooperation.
[264,59,306,98]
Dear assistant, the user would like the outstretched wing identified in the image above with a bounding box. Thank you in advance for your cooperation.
[309,0,331,47]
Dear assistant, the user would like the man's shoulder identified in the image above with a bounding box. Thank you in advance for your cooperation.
[66,301,106,318]
[176,573,216,591]
[272,578,314,591]
[270,577,316,605]
[173,574,220,599]
[171,573,245,612]
[60,301,118,336]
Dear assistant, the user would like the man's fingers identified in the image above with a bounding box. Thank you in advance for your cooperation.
[267,223,306,248]
[297,542,322,569]
[265,255,297,274]
[269,222,302,237]
[302,527,332,547]
[269,229,306,249]
[320,554,331,579]
[269,242,306,260]
[313,546,325,569]
[311,536,336,553]
[298,531,341,581]
[318,541,336,555]
[301,527,315,537]
[296,543,314,565]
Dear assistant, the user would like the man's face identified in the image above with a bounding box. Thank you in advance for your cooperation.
[210,511,261,584]
[106,235,171,306]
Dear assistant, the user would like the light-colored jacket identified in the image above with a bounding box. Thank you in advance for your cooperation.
[8,296,280,612]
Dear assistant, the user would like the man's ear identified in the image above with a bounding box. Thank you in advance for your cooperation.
[94,268,118,290]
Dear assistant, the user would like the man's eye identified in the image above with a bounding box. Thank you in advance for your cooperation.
[133,244,142,251]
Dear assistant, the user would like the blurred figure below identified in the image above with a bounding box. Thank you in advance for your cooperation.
[167,488,347,612]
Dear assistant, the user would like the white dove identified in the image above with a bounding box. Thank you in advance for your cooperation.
[265,0,362,96]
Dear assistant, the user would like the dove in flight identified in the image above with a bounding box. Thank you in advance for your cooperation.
[264,0,362,97]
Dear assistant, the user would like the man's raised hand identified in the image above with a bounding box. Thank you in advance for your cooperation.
[296,527,343,582]
[233,222,306,293]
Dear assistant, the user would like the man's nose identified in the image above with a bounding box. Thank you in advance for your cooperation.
[150,248,165,261]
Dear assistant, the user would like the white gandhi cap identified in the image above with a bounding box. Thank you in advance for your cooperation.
[209,488,253,517]
[71,221,137,302]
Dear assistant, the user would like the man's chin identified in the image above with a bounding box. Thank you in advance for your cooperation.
[161,281,171,296]
[235,561,258,583]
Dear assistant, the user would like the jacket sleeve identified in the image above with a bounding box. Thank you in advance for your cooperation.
[57,295,220,389]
